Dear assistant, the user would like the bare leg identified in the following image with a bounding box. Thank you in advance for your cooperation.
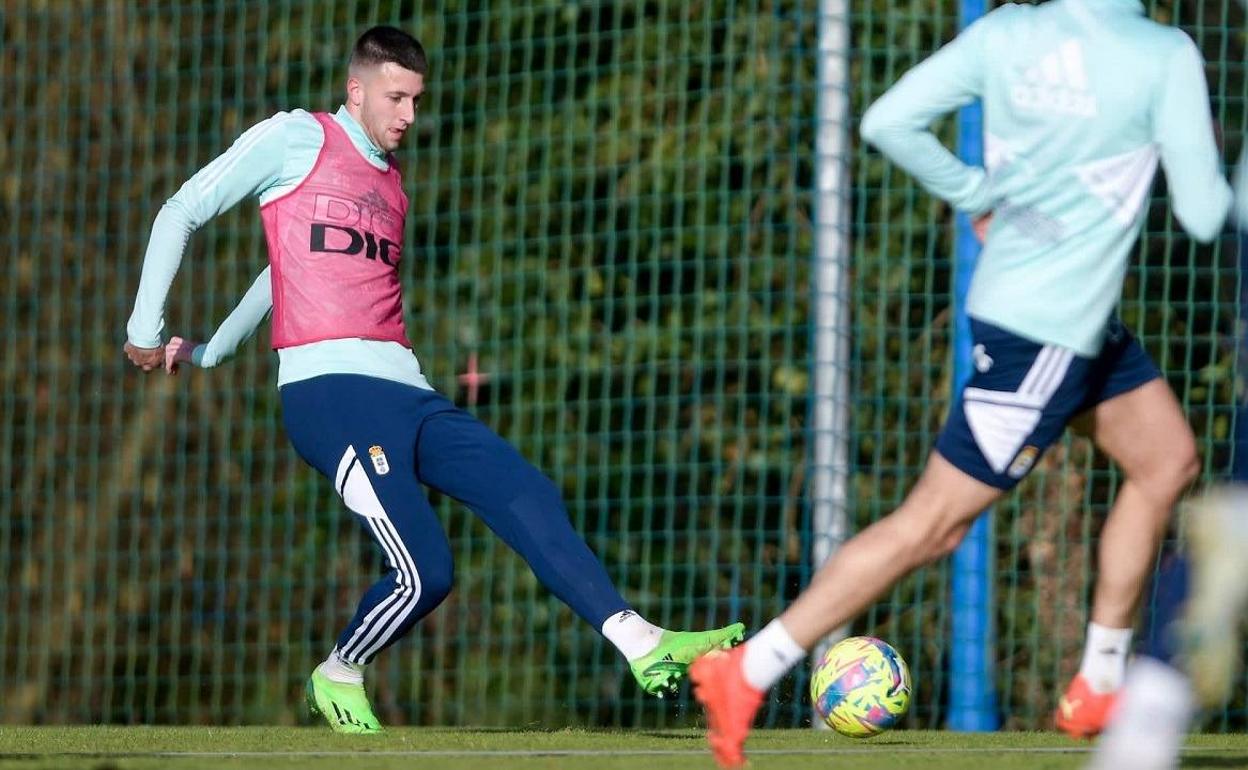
[780,452,1003,648]
[1072,380,1199,628]
[1056,379,1200,737]
[690,452,1002,768]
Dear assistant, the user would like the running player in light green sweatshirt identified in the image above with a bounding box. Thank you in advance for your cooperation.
[690,2,1233,766]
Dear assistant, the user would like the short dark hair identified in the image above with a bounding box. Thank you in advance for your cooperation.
[350,26,427,76]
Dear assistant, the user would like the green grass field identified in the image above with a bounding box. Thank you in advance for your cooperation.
[1,727,1247,770]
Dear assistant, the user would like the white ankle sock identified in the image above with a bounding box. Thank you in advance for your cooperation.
[318,648,365,685]
[741,619,806,691]
[601,610,664,661]
[1079,622,1133,693]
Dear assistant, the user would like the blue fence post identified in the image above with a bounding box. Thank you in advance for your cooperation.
[946,0,1000,732]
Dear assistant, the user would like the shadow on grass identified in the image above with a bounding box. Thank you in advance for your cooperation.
[1184,756,1248,768]
[633,731,922,747]
[635,732,701,741]
[422,727,565,734]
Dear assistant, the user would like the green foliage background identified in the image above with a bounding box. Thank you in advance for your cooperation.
[0,0,1242,729]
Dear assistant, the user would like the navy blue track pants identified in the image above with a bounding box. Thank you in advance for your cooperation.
[281,374,628,665]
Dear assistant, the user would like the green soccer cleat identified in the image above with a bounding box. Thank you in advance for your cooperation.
[305,669,384,734]
[630,623,746,697]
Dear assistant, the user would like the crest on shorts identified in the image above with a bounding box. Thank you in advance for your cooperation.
[1008,445,1038,479]
[972,344,994,373]
[368,445,390,476]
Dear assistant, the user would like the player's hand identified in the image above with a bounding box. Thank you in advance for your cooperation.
[124,341,165,372]
[972,212,993,244]
[164,336,199,375]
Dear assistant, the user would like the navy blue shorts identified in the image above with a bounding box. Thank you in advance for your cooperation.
[934,317,1161,490]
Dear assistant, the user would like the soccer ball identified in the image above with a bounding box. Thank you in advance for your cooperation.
[810,635,911,737]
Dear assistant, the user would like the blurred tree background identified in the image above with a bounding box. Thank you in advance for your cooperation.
[0,0,1242,729]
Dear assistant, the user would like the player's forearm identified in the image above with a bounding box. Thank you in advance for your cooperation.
[1168,167,1231,243]
[858,26,992,215]
[125,200,197,348]
[1155,39,1233,242]
[860,111,992,214]
[126,115,291,349]
[190,267,273,368]
[1161,131,1232,242]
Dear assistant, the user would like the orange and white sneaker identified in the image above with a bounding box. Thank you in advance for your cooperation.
[1055,674,1118,738]
[690,645,764,769]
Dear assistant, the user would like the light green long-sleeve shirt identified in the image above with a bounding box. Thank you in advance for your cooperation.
[126,106,432,390]
[860,0,1233,356]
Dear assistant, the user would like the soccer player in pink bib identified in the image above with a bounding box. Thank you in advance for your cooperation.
[123,26,742,733]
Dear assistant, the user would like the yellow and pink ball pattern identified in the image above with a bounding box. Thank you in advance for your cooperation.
[809,636,912,737]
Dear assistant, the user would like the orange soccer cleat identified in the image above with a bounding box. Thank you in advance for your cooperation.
[1055,674,1119,738]
[690,645,765,769]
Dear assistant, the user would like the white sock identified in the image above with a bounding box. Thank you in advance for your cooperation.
[1079,622,1133,693]
[741,619,806,691]
[601,610,664,661]
[318,648,365,685]
[1088,657,1192,770]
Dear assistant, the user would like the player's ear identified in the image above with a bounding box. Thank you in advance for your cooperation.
[346,72,365,107]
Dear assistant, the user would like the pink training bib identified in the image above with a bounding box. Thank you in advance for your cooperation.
[262,112,410,349]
